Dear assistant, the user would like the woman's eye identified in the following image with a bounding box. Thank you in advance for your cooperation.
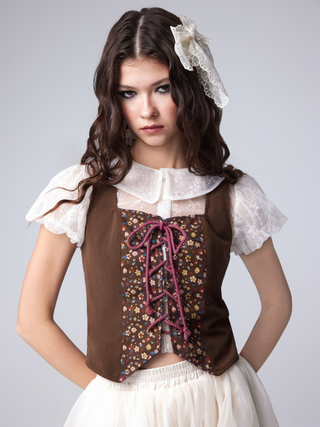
[157,85,171,94]
[118,91,136,99]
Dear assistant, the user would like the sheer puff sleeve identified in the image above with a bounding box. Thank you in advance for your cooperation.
[26,165,92,248]
[229,175,287,256]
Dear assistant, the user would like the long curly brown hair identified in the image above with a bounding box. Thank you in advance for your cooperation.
[46,7,243,215]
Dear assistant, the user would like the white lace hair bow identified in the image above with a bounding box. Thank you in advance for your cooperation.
[170,15,229,108]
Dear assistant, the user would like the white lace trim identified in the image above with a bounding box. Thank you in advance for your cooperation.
[26,164,287,256]
[229,175,287,255]
[26,165,92,248]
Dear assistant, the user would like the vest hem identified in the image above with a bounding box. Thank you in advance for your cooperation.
[212,353,240,376]
[85,358,123,383]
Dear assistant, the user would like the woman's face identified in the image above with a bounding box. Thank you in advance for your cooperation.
[117,57,181,150]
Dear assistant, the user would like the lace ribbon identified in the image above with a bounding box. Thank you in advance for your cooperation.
[170,14,229,108]
[127,220,192,341]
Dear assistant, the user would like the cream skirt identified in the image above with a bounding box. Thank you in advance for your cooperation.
[64,356,279,427]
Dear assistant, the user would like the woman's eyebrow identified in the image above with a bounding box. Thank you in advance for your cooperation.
[118,78,170,90]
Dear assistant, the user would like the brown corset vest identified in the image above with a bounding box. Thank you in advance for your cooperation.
[81,180,238,382]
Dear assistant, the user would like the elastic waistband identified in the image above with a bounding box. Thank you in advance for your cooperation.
[95,361,205,390]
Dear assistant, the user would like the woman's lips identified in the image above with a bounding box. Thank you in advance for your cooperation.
[140,125,164,134]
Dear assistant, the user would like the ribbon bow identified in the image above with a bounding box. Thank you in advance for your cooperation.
[170,14,229,108]
[127,220,191,341]
[173,14,212,67]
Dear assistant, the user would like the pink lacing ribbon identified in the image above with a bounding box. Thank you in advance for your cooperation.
[127,220,191,341]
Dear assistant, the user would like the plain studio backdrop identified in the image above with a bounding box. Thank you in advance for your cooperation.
[1,0,319,426]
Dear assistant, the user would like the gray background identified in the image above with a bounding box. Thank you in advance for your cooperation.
[1,0,319,426]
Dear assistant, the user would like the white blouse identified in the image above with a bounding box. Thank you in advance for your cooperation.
[26,162,287,255]
[26,162,287,354]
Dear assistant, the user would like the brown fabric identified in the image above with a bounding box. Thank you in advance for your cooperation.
[82,180,238,382]
[81,183,123,382]
[201,180,239,374]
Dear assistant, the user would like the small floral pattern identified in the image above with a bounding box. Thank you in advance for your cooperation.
[119,210,213,382]
[166,216,214,373]
[119,210,163,381]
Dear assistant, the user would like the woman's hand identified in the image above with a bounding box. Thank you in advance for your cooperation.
[16,225,96,389]
[239,237,292,372]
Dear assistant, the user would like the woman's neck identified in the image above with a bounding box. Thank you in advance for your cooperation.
[130,139,188,170]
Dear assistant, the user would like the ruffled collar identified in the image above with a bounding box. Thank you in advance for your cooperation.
[113,160,224,204]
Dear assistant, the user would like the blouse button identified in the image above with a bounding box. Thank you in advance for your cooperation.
[162,170,167,178]
[162,194,168,200]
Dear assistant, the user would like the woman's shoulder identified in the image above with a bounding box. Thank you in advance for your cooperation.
[230,173,261,191]
[26,165,92,248]
[43,164,90,187]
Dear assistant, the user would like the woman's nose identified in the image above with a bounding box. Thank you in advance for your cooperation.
[140,96,158,119]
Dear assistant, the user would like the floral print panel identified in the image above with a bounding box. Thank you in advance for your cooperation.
[120,210,163,381]
[119,209,214,382]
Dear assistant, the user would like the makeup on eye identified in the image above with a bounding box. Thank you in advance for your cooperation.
[118,84,171,99]
[156,84,171,94]
[118,91,136,99]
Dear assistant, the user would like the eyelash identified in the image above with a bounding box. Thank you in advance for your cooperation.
[118,85,171,99]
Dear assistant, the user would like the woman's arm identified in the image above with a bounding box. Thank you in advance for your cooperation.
[16,225,96,389]
[239,237,292,372]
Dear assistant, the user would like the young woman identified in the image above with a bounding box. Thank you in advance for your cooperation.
[17,8,292,427]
